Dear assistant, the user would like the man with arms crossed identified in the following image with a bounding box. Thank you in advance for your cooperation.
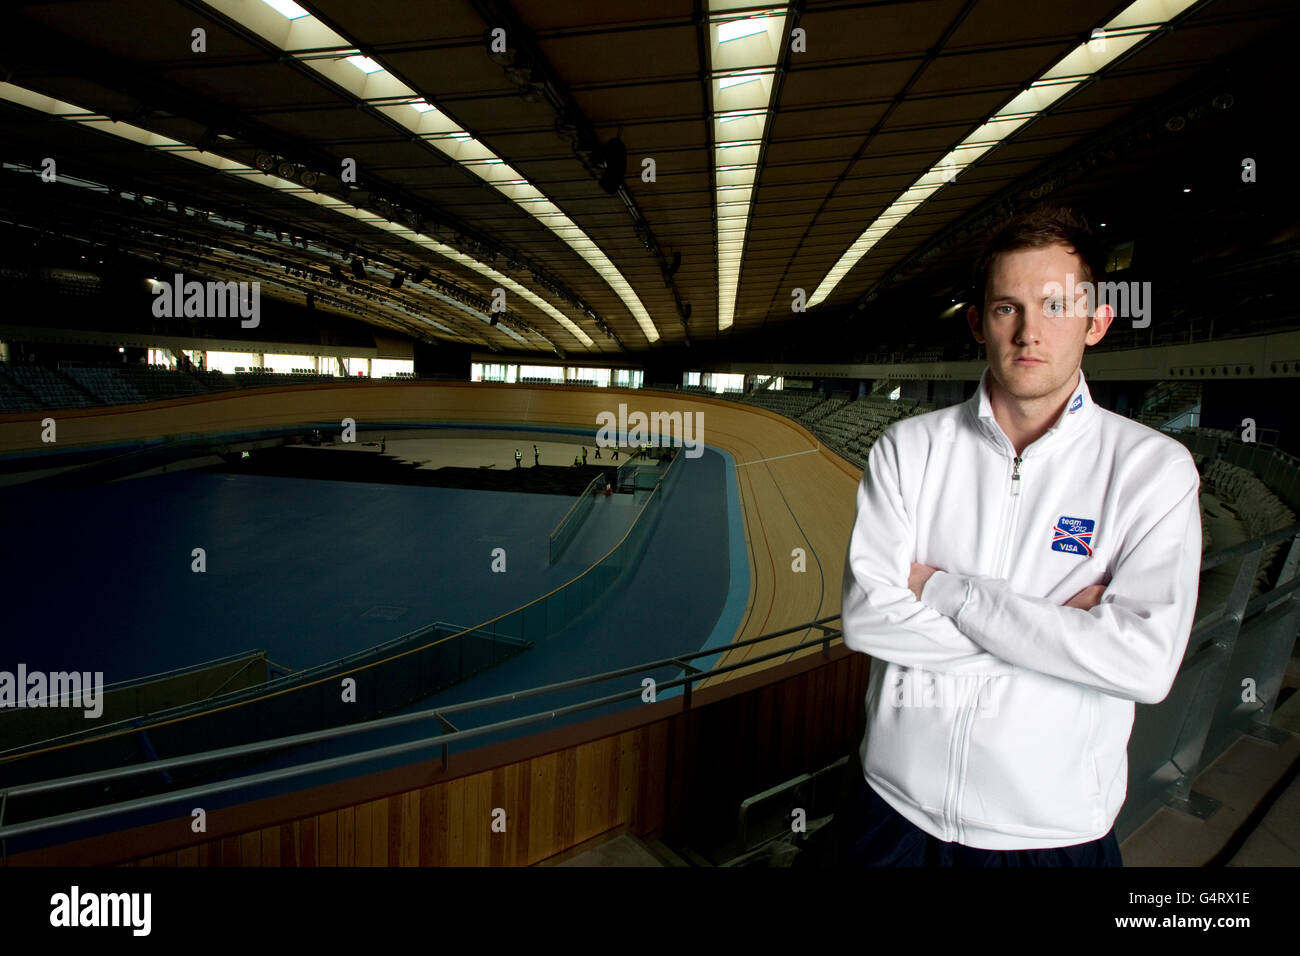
[841,205,1202,865]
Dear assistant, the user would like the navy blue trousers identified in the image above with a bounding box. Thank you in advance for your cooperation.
[844,774,1122,867]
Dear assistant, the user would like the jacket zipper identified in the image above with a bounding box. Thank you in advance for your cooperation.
[952,451,1024,838]
[951,679,985,844]
[998,455,1023,577]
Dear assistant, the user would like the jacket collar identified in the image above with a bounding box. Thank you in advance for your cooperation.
[965,365,1095,457]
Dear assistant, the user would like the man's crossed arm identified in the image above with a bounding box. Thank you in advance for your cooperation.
[907,562,1106,612]
[842,432,1203,705]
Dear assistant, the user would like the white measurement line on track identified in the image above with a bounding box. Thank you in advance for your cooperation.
[735,446,820,466]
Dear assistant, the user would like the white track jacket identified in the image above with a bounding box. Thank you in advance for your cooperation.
[842,367,1202,850]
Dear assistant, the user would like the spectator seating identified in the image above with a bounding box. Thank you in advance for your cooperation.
[826,396,935,466]
[1201,458,1296,597]
[0,366,40,412]
[739,389,828,420]
[3,364,95,409]
[63,366,145,405]
[117,365,211,399]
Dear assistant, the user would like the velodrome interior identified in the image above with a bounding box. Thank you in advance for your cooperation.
[0,0,1297,871]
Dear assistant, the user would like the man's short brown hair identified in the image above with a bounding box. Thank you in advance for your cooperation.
[970,204,1106,310]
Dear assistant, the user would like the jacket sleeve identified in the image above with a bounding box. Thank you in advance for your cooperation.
[841,429,1016,676]
[920,453,1202,704]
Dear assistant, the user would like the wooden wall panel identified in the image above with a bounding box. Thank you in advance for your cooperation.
[110,647,868,867]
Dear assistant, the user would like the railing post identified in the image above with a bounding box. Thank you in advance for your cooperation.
[1249,531,1300,736]
[1265,531,1300,615]
[1166,542,1261,817]
[671,659,701,709]
[435,714,457,771]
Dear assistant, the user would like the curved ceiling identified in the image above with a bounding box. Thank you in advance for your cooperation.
[0,0,1294,357]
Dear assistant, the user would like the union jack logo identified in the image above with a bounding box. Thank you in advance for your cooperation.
[1051,516,1095,556]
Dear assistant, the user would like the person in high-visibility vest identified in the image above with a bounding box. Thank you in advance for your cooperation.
[514,448,522,468]
[573,453,581,467]
[581,446,587,464]
[533,444,540,466]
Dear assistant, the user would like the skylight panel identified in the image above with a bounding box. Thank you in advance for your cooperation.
[345,55,384,75]
[718,18,769,43]
[806,0,1199,308]
[261,0,309,18]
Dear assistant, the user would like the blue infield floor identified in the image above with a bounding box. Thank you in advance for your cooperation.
[1,445,743,853]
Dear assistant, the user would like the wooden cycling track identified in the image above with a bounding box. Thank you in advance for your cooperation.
[0,381,862,688]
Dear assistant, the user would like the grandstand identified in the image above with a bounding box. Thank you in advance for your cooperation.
[0,0,1296,915]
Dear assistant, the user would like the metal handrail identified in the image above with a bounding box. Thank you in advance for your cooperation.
[2,519,1295,846]
[1199,522,1297,571]
[0,613,840,801]
[548,471,609,540]
[0,648,264,700]
[0,616,844,841]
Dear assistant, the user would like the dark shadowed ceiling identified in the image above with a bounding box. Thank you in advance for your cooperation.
[0,0,1295,358]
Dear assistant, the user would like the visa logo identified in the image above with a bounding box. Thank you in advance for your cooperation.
[1051,516,1095,556]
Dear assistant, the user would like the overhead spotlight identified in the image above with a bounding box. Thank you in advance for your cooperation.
[299,169,319,188]
[663,250,682,284]
[593,137,627,195]
[504,65,533,85]
[1164,115,1186,133]
[390,273,404,289]
[554,113,579,144]
[411,266,429,283]
[485,30,517,66]
[254,152,276,173]
[518,84,544,104]
[1212,93,1234,110]
[277,161,298,179]
[350,258,367,280]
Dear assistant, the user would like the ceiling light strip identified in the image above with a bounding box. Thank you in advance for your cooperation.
[707,3,789,331]
[807,0,1200,307]
[202,0,655,345]
[0,81,544,349]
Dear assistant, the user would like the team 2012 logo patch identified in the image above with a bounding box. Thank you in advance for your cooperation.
[1052,516,1095,556]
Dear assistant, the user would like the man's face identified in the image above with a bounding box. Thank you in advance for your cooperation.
[966,243,1110,404]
